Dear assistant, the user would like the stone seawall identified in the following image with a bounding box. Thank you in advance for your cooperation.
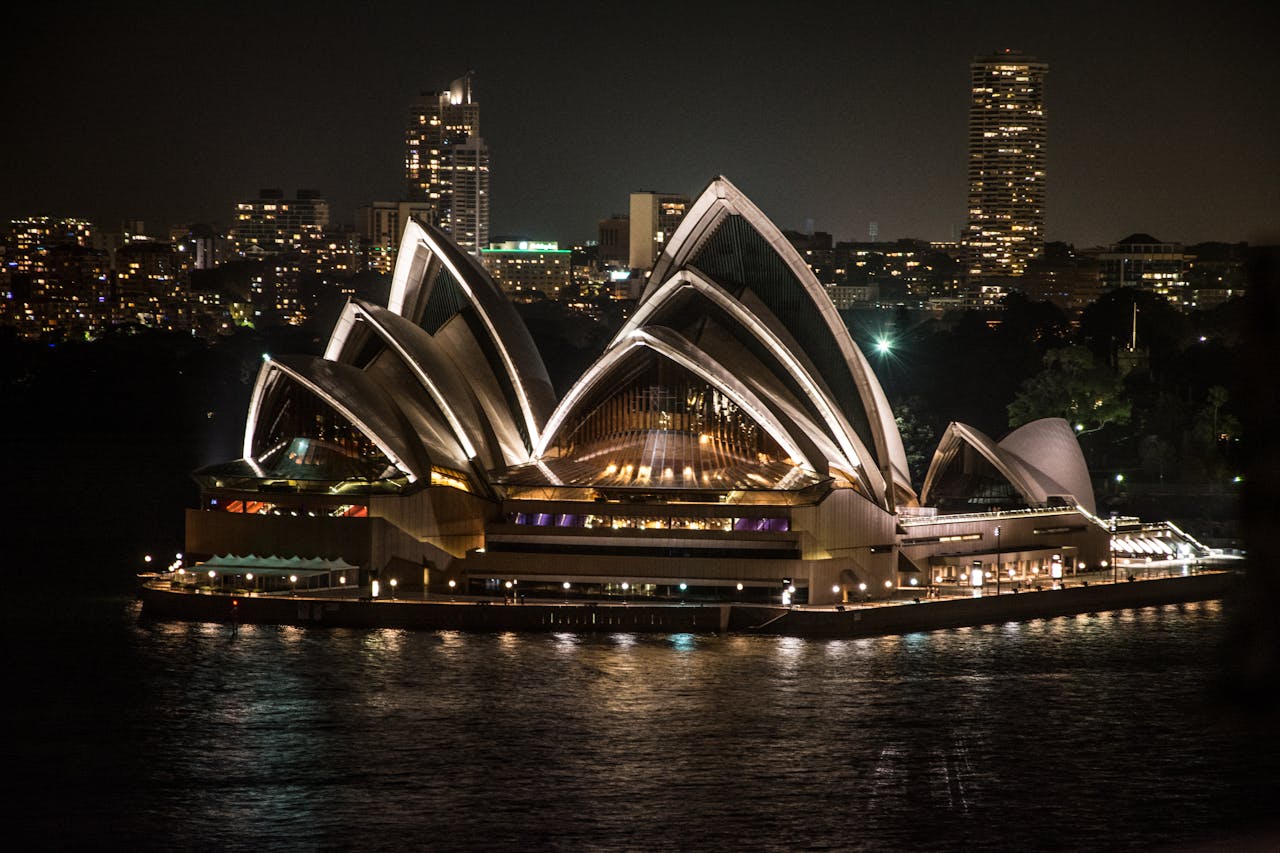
[139,571,1238,639]
[730,571,1239,637]
[139,587,730,633]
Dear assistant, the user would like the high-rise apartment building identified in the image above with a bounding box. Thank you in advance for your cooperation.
[597,215,630,268]
[405,72,489,254]
[629,192,689,271]
[964,50,1048,281]
[232,189,330,256]
[1096,233,1190,308]
[480,240,572,301]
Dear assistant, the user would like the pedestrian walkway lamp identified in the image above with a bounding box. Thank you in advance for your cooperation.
[994,525,1002,596]
[1109,515,1118,584]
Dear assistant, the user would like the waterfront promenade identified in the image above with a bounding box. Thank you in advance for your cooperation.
[139,563,1240,639]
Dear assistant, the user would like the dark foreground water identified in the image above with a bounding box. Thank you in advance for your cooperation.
[8,593,1279,852]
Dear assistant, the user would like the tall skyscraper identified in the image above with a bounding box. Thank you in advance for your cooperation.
[964,50,1047,281]
[405,72,489,254]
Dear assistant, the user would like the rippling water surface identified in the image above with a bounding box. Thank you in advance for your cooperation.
[10,594,1278,851]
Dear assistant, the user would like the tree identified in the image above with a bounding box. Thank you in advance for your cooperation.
[892,397,939,487]
[1007,345,1131,435]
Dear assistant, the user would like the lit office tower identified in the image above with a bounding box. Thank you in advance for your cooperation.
[964,50,1047,280]
[629,191,690,271]
[405,72,489,255]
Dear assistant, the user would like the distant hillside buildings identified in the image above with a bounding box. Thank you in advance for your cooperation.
[0,61,1261,343]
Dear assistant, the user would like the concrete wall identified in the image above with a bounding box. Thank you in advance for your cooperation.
[729,571,1234,637]
[370,486,494,557]
[791,488,898,603]
[185,509,457,578]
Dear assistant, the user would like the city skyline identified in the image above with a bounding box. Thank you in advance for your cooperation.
[3,1,1277,247]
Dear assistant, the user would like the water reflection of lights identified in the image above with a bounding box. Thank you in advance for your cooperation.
[776,635,804,660]
[822,639,850,660]
[553,632,580,654]
[668,633,696,651]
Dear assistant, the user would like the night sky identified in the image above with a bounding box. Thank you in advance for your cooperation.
[4,0,1277,247]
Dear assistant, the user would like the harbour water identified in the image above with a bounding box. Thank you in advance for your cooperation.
[9,590,1279,851]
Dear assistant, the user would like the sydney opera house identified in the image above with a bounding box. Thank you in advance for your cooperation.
[187,177,1121,605]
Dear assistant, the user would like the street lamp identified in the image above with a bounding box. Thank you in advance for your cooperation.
[1109,514,1118,584]
[289,574,298,595]
[389,578,398,599]
[994,525,1002,596]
